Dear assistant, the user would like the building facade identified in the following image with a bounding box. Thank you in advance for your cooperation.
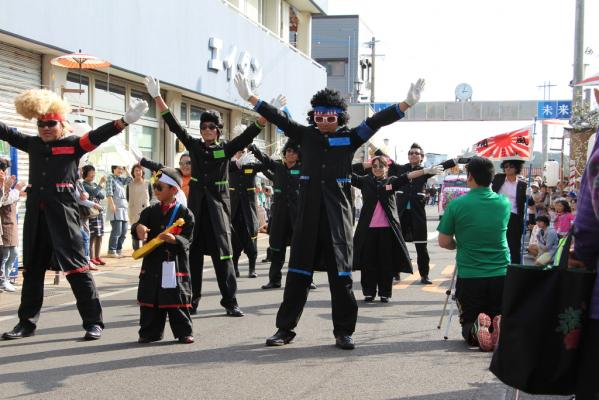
[0,0,327,258]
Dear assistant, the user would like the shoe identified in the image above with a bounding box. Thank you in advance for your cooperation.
[248,271,257,278]
[380,297,390,303]
[225,305,244,317]
[178,336,194,344]
[335,335,355,350]
[393,273,401,282]
[2,281,17,292]
[84,325,103,340]
[420,277,432,285]
[261,281,281,289]
[364,296,375,303]
[116,252,124,258]
[491,315,501,349]
[309,283,317,290]
[234,270,240,278]
[95,258,106,265]
[473,313,493,352]
[138,336,162,344]
[265,329,296,346]
[90,258,100,265]
[88,264,99,271]
[2,323,35,340]
[261,258,271,263]
[105,252,118,258]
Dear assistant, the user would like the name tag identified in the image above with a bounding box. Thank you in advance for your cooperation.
[161,261,177,289]
[51,146,75,155]
[290,169,300,175]
[328,137,350,147]
[213,149,225,159]
[244,169,253,174]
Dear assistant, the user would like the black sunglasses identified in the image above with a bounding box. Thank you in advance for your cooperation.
[179,161,192,166]
[37,120,59,128]
[408,151,421,156]
[152,183,166,192]
[200,123,218,131]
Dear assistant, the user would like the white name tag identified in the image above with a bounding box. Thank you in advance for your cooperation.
[161,261,177,289]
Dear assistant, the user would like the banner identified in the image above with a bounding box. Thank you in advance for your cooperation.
[473,126,533,161]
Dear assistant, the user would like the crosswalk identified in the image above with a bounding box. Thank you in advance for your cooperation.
[393,263,456,294]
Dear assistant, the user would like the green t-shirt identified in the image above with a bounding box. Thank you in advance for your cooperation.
[437,186,511,278]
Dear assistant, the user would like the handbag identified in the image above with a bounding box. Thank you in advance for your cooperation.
[490,231,596,395]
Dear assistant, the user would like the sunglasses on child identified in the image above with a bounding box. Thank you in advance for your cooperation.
[37,120,59,128]
[152,183,169,192]
[314,115,338,124]
[200,123,218,131]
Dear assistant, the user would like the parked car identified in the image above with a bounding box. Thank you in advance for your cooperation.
[438,174,470,219]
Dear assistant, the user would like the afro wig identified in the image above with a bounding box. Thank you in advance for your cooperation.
[307,88,350,126]
[14,89,70,121]
[282,139,301,158]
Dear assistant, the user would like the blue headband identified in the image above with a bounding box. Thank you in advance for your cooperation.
[313,106,343,114]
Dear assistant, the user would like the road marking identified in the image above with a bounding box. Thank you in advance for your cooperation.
[422,264,455,294]
[393,263,436,289]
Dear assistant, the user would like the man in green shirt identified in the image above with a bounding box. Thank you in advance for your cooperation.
[437,156,510,351]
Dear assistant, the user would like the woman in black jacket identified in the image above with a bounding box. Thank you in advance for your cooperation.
[352,156,442,302]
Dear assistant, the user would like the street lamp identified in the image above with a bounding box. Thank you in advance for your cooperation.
[354,77,363,102]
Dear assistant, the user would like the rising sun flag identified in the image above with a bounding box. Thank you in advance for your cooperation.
[473,126,533,161]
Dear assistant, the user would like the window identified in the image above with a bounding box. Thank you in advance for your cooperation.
[94,80,125,112]
[189,105,206,130]
[65,72,90,106]
[319,60,347,77]
[129,124,158,163]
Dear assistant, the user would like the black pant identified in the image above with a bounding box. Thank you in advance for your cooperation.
[415,242,430,278]
[18,212,103,330]
[361,228,394,298]
[232,210,258,274]
[189,203,238,310]
[275,213,358,337]
[139,306,193,339]
[268,246,287,284]
[268,212,294,285]
[576,319,599,400]
[455,275,505,344]
[506,213,523,264]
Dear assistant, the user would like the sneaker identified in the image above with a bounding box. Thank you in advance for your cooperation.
[116,252,124,258]
[2,281,16,292]
[473,313,493,352]
[105,252,118,258]
[491,315,501,349]
[364,296,375,303]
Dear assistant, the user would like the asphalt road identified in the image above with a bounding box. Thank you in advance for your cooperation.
[0,206,570,400]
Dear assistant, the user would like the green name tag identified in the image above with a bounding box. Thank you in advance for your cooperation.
[213,149,225,159]
[290,169,300,175]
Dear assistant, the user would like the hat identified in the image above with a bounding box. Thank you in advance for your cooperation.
[157,167,182,189]
[567,191,577,199]
[531,182,539,188]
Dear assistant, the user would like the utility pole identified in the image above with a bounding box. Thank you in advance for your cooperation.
[573,0,585,109]
[370,37,376,103]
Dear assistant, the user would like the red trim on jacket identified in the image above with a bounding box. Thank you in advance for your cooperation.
[175,272,189,277]
[79,133,97,152]
[64,265,90,275]
[51,146,75,155]
[159,304,192,309]
[138,302,155,308]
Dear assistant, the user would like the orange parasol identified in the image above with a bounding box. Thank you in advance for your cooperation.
[50,50,111,70]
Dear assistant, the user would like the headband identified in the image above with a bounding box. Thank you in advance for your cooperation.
[38,113,65,122]
[158,173,180,189]
[313,106,343,114]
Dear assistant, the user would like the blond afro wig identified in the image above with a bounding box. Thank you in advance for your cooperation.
[14,89,70,120]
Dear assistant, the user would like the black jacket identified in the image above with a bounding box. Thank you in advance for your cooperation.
[255,100,406,274]
[0,120,124,272]
[161,111,262,258]
[491,173,527,220]
[228,161,267,238]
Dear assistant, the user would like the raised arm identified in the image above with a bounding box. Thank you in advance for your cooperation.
[247,143,276,171]
[145,76,195,149]
[224,122,264,157]
[0,123,31,153]
[234,74,303,141]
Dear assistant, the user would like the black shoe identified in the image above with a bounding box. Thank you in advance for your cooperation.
[265,329,296,346]
[261,258,271,263]
[380,297,390,303]
[178,336,194,344]
[225,305,245,317]
[84,325,103,340]
[420,277,432,285]
[393,273,401,282]
[309,283,317,290]
[2,323,35,340]
[234,270,240,278]
[364,296,375,303]
[335,335,355,350]
[261,281,281,289]
[138,336,162,344]
[248,271,258,278]
[190,299,199,315]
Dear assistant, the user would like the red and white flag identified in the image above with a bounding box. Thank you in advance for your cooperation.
[473,126,533,161]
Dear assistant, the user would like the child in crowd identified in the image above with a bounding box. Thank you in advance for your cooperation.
[528,216,559,265]
[131,167,195,344]
[553,199,574,238]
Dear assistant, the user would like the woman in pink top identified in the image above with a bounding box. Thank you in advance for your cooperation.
[352,156,443,302]
[553,199,574,237]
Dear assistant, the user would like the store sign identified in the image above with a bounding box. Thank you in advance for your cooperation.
[536,100,572,120]
[208,37,263,88]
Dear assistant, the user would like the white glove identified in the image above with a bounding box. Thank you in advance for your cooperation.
[123,99,149,125]
[130,146,144,162]
[234,72,255,101]
[144,76,161,98]
[238,151,257,166]
[423,165,444,175]
[404,78,426,107]
[270,94,287,110]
